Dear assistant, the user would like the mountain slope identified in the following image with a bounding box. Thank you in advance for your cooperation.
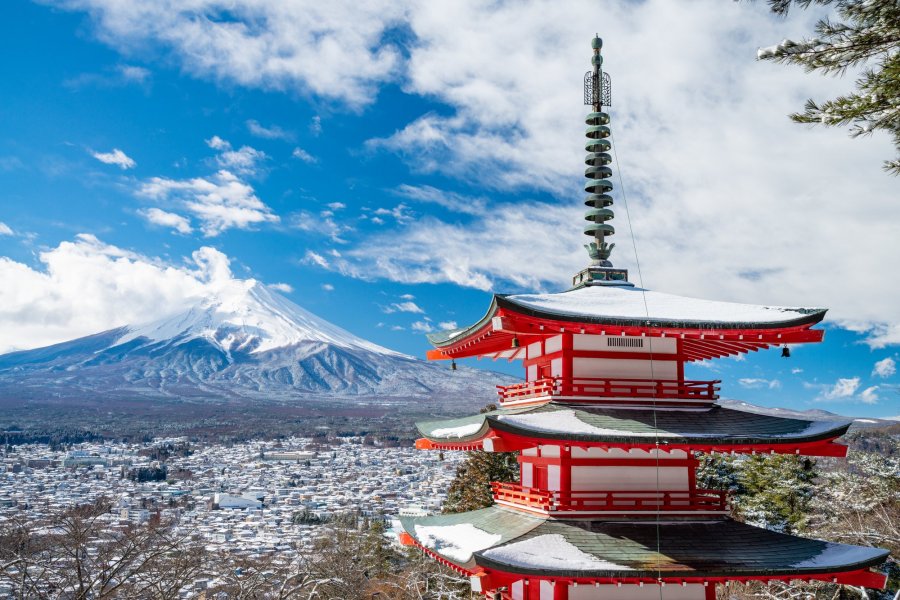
[0,280,513,405]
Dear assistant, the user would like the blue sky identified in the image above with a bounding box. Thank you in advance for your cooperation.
[0,0,897,418]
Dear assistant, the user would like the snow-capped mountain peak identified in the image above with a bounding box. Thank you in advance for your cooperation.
[114,279,407,357]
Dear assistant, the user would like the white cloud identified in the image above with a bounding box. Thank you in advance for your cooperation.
[246,119,294,141]
[304,251,329,269]
[117,64,150,83]
[399,293,415,300]
[138,207,192,234]
[327,202,346,211]
[48,1,406,108]
[291,211,350,243]
[0,235,238,353]
[321,283,334,292]
[393,184,488,216]
[438,320,458,330]
[91,148,135,169]
[268,282,293,293]
[383,301,424,314]
[859,386,880,404]
[139,170,278,237]
[205,137,267,176]
[791,368,803,374]
[821,377,861,400]
[738,378,781,390]
[872,357,896,379]
[310,116,322,135]
[0,222,13,236]
[291,147,317,164]
[411,320,434,333]
[316,201,579,291]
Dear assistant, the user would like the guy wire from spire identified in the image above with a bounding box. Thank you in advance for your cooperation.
[610,129,663,598]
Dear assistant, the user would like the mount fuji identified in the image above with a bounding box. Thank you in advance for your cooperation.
[0,279,512,406]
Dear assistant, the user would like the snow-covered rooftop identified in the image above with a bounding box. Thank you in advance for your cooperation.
[502,285,825,327]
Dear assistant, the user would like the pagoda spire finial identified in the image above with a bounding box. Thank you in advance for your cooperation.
[573,36,629,288]
[584,35,615,266]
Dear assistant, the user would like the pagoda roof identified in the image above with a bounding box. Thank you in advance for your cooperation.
[400,507,888,582]
[415,403,850,455]
[426,286,826,361]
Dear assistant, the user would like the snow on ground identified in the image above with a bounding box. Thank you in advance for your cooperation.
[506,285,821,325]
[481,534,634,570]
[414,523,502,562]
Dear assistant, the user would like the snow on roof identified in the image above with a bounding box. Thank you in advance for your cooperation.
[504,285,824,326]
[414,523,501,562]
[480,534,633,570]
[429,422,484,439]
[497,410,673,438]
[494,408,848,440]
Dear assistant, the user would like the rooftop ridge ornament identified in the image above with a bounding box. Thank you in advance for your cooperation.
[573,35,631,289]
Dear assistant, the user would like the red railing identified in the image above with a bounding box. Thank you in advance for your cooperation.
[491,482,728,513]
[497,377,720,403]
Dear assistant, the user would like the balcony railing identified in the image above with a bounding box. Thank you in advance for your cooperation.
[496,377,720,404]
[491,482,728,513]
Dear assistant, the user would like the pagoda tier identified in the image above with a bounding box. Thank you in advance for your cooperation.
[426,286,827,363]
[414,402,851,457]
[401,35,890,600]
[398,507,889,596]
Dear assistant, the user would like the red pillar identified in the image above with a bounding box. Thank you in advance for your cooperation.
[705,582,716,600]
[561,333,573,395]
[559,446,571,496]
[553,581,568,600]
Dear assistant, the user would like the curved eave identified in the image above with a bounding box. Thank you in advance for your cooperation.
[426,296,500,348]
[426,294,826,362]
[486,417,851,448]
[473,549,890,582]
[415,407,852,457]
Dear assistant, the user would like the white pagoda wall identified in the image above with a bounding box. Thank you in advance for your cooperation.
[572,334,677,354]
[520,447,692,492]
[572,357,677,380]
[570,465,689,491]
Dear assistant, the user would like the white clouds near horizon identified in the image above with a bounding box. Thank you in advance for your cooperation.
[0,222,13,236]
[0,235,237,353]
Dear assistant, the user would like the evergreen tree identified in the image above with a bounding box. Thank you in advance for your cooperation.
[756,0,900,174]
[698,452,817,534]
[442,405,520,514]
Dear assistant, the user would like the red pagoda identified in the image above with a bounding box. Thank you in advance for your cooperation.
[398,36,890,600]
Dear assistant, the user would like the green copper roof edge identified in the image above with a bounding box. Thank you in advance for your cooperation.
[426,295,502,348]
